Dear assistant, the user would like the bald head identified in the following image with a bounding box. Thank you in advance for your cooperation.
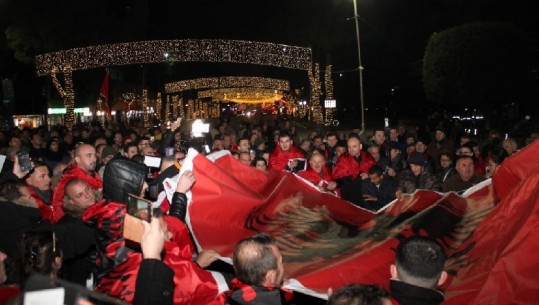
[75,144,97,174]
[232,233,283,287]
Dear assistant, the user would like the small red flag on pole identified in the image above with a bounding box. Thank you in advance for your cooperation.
[100,70,110,115]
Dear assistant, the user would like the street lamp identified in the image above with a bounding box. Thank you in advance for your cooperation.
[353,0,366,132]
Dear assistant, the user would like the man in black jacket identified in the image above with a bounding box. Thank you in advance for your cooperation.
[55,178,98,286]
[390,236,447,305]
[361,165,397,211]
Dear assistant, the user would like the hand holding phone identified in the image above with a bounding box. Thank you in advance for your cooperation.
[140,216,166,260]
[15,150,33,174]
[124,194,153,244]
[127,194,152,221]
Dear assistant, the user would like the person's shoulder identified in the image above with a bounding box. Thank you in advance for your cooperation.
[398,168,414,179]
[383,176,398,185]
[472,175,487,183]
[442,173,458,183]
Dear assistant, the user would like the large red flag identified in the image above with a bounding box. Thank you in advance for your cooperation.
[179,140,539,303]
[99,70,110,115]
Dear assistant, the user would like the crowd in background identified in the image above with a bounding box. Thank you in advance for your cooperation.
[0,113,538,305]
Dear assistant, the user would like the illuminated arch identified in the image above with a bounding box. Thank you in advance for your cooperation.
[35,39,314,128]
[197,87,283,104]
[165,76,290,94]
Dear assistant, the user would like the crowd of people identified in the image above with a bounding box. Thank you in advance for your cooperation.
[0,115,537,305]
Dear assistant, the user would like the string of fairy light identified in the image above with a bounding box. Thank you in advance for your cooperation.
[142,89,150,128]
[50,65,75,129]
[198,88,283,102]
[165,76,290,93]
[178,97,185,118]
[308,63,324,124]
[35,39,313,77]
[155,93,162,122]
[187,100,194,119]
[324,64,335,125]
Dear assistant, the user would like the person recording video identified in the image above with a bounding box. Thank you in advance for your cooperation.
[82,157,225,304]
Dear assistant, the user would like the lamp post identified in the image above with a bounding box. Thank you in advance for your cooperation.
[353,0,366,132]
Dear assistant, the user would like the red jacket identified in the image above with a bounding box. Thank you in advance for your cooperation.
[51,164,102,223]
[298,166,333,188]
[268,146,305,171]
[332,151,376,179]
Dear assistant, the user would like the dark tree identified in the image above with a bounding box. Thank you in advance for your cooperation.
[422,22,536,112]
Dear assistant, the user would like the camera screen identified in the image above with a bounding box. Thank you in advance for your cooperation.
[143,155,162,168]
[126,194,152,221]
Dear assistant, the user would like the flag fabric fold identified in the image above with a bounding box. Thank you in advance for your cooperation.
[180,140,539,304]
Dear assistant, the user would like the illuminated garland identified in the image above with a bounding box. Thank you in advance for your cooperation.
[178,97,184,118]
[165,76,290,93]
[202,102,209,119]
[165,95,171,122]
[210,103,221,118]
[155,92,162,122]
[51,65,75,129]
[142,89,150,128]
[35,39,312,77]
[187,99,194,119]
[196,100,202,118]
[324,65,335,125]
[198,88,282,103]
[284,93,296,116]
[325,65,334,99]
[166,78,218,93]
[309,63,324,124]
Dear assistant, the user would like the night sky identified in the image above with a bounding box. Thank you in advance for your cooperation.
[1,0,538,124]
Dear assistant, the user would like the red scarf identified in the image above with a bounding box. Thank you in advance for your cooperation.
[51,163,102,223]
[27,186,53,221]
[332,151,375,179]
[268,145,304,171]
[298,166,333,187]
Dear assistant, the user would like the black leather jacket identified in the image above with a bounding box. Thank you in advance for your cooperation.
[169,192,187,222]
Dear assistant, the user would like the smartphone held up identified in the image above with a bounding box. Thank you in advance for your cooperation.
[17,150,33,172]
[123,194,154,244]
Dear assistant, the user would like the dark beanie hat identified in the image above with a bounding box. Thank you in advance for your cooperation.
[408,152,425,166]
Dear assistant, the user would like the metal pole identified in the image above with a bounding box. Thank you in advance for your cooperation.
[353,0,366,132]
